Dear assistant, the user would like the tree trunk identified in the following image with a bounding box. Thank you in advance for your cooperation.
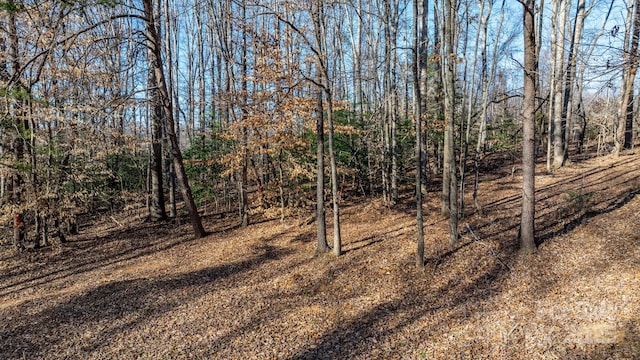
[326,93,342,256]
[312,0,341,256]
[552,0,568,168]
[521,0,537,252]
[239,138,249,227]
[239,1,249,228]
[419,0,430,189]
[315,87,329,254]
[7,8,25,250]
[162,0,178,219]
[434,3,449,216]
[442,0,458,247]
[148,53,167,222]
[561,0,586,159]
[622,0,640,150]
[546,0,558,171]
[196,6,207,133]
[415,0,426,268]
[477,0,502,155]
[0,176,5,206]
[384,0,400,205]
[461,0,488,219]
[143,0,206,238]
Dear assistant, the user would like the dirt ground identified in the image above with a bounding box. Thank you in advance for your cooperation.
[1,150,639,359]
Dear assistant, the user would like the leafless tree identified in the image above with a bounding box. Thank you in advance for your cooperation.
[521,0,537,252]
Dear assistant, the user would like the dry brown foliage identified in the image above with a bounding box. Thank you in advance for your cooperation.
[1,151,639,359]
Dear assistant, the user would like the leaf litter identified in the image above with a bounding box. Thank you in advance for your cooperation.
[1,151,639,359]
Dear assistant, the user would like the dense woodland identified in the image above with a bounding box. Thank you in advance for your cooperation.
[2,0,640,358]
[0,0,638,264]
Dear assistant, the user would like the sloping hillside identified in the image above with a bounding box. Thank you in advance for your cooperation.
[1,151,639,359]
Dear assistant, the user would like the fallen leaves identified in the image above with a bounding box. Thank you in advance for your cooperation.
[0,153,639,359]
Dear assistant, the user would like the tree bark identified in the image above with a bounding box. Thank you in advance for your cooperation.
[461,0,488,219]
[148,51,167,222]
[434,2,449,216]
[561,0,586,159]
[239,0,249,228]
[312,0,341,256]
[552,0,569,168]
[546,0,558,171]
[143,0,206,238]
[415,0,426,268]
[6,7,25,250]
[419,0,430,189]
[442,0,458,246]
[621,0,640,151]
[327,92,342,256]
[384,0,400,205]
[521,0,537,252]
[315,86,329,254]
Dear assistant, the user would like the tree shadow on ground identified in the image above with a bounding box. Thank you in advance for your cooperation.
[536,190,637,245]
[287,258,513,359]
[0,244,294,359]
[288,298,420,360]
[3,150,639,359]
[473,155,640,248]
[290,229,315,243]
[0,212,247,299]
[342,235,385,254]
[342,225,408,254]
[480,154,638,214]
[284,153,640,359]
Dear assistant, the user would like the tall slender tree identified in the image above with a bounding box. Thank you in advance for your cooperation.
[441,0,458,247]
[618,0,640,152]
[521,0,537,252]
[312,0,341,256]
[4,3,26,249]
[239,0,249,227]
[551,0,569,168]
[561,0,587,159]
[315,81,329,253]
[142,0,206,238]
[415,0,427,268]
[147,1,167,222]
[148,63,168,222]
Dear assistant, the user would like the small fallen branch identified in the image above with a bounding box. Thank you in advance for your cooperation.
[465,223,511,271]
[110,216,124,228]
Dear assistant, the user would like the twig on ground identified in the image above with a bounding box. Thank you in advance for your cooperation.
[110,216,124,228]
[465,223,511,271]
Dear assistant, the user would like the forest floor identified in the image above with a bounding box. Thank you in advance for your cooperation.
[1,148,640,359]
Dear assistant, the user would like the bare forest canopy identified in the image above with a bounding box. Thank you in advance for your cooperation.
[0,0,638,258]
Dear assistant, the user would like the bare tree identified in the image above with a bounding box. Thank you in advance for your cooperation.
[618,0,640,153]
[440,0,458,247]
[147,2,167,222]
[148,61,168,222]
[315,82,329,254]
[521,0,537,252]
[383,0,400,205]
[551,0,569,168]
[560,0,587,160]
[415,0,427,268]
[311,0,342,256]
[143,0,206,238]
[2,3,26,249]
[239,0,249,227]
